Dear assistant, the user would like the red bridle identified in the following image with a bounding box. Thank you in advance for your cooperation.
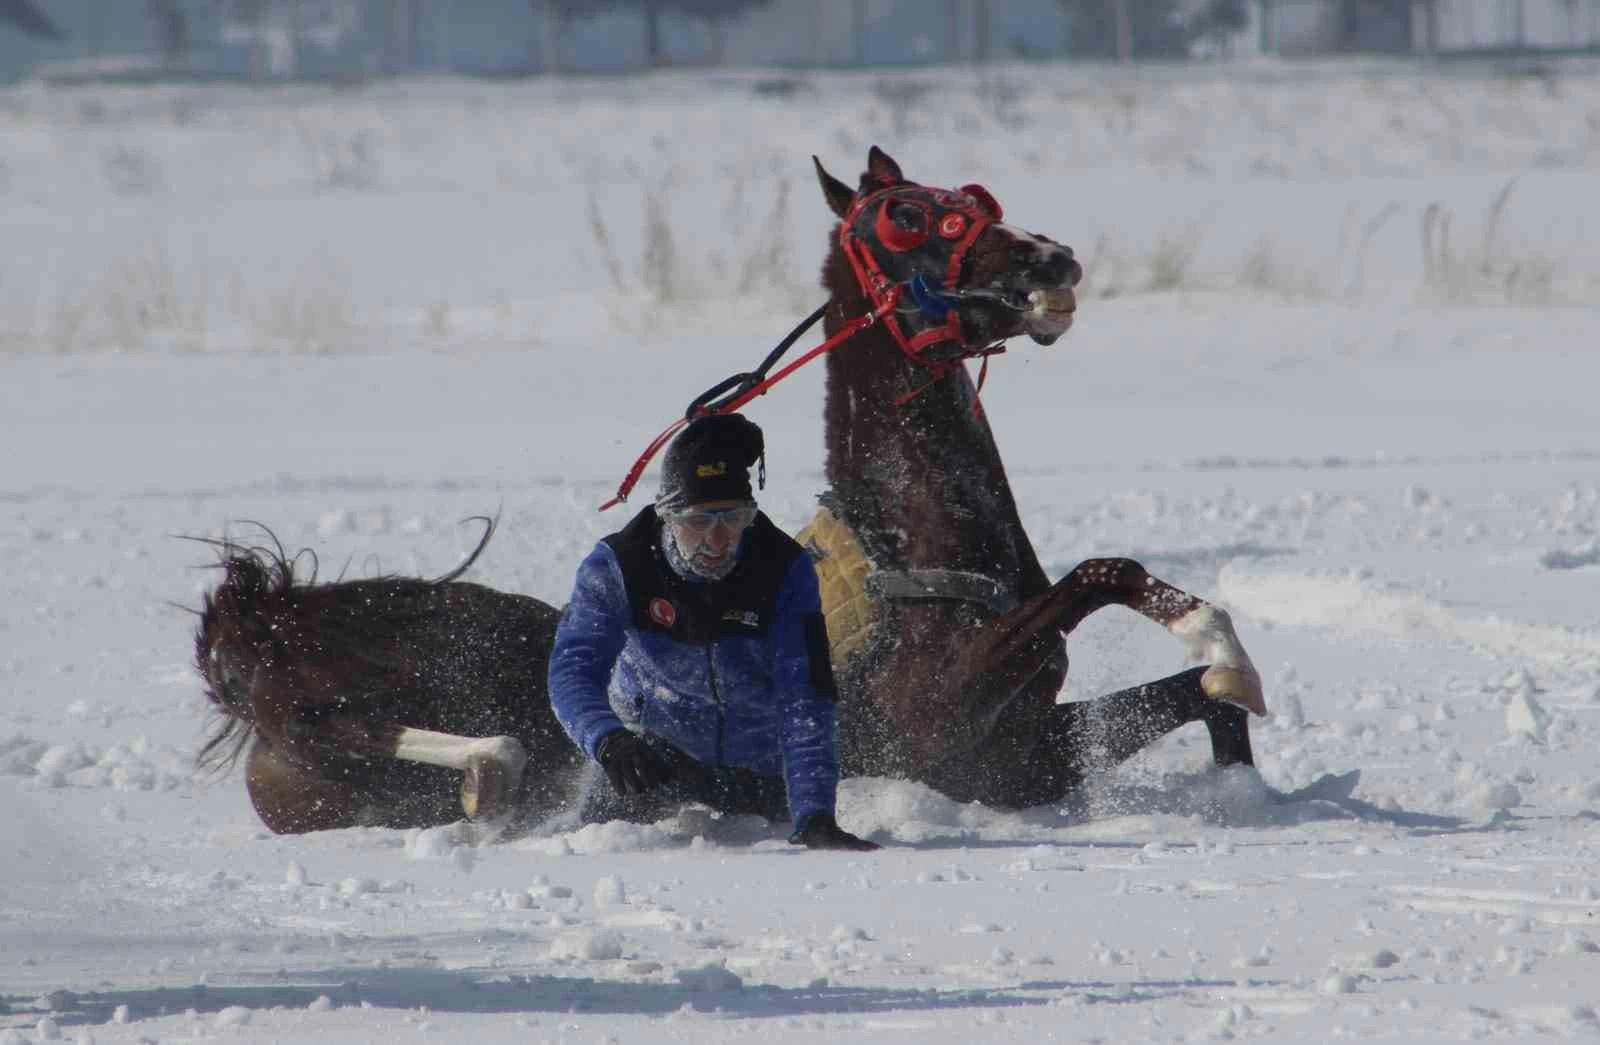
[599,178,1010,512]
[839,178,1006,361]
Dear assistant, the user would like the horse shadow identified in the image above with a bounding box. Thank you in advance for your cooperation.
[864,769,1476,854]
[0,963,1250,1030]
[587,768,1476,856]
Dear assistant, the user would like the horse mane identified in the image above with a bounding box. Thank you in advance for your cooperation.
[190,518,498,772]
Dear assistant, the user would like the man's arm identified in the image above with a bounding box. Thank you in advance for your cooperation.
[772,554,876,850]
[548,544,631,759]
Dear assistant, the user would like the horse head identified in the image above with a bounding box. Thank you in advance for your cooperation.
[815,145,1081,354]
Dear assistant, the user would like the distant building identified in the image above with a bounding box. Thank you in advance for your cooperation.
[0,0,1076,85]
[1260,0,1600,55]
[3,1,1597,86]
[1422,0,1600,51]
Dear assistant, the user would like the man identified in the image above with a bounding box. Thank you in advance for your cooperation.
[549,413,877,851]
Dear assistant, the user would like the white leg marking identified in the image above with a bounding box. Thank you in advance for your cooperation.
[393,728,528,777]
[1168,605,1266,716]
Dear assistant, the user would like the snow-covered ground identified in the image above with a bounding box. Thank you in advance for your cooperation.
[4,59,1600,1043]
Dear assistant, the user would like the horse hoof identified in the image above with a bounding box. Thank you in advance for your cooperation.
[461,755,509,821]
[1201,665,1267,717]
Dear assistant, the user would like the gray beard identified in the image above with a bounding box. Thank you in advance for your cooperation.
[663,529,739,582]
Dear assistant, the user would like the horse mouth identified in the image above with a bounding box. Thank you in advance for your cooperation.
[1023,287,1076,344]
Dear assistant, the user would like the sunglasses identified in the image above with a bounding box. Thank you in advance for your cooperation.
[666,505,758,535]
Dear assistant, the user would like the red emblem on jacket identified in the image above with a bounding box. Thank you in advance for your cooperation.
[648,597,676,629]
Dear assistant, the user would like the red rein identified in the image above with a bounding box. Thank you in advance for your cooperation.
[597,291,900,512]
[599,179,1009,512]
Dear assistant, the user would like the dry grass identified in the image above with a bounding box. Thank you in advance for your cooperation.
[1236,236,1323,298]
[1144,226,1206,293]
[98,249,205,351]
[1069,185,1583,308]
[101,142,165,196]
[1420,180,1559,305]
[1073,227,1208,299]
[584,172,808,316]
[5,176,1587,357]
[0,247,357,355]
[1338,202,1403,299]
[254,260,354,352]
[640,189,681,304]
[298,124,383,191]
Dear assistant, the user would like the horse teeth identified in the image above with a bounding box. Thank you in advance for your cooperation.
[1029,288,1077,316]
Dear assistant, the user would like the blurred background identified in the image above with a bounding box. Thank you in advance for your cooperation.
[2,1,1597,884]
[4,1,1599,85]
[4,2,1597,359]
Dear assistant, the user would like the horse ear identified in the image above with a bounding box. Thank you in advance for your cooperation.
[813,156,855,220]
[866,145,904,185]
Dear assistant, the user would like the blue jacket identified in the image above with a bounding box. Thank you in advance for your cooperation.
[548,507,839,827]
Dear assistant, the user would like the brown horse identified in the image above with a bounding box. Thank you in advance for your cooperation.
[193,521,583,835]
[192,147,1264,834]
[804,147,1263,809]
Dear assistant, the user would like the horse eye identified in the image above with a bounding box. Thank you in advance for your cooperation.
[889,204,925,232]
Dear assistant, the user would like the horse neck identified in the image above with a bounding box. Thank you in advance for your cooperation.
[821,313,984,478]
[819,256,1035,577]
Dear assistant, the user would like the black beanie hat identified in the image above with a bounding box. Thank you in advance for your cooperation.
[657,413,765,513]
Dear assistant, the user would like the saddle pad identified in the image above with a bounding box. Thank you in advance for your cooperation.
[796,506,879,670]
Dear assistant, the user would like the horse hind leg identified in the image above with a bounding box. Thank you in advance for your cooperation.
[281,711,530,824]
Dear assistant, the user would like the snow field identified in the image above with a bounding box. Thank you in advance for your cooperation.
[5,56,1600,1043]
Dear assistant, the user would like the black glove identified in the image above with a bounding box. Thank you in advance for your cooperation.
[788,812,880,851]
[594,730,674,797]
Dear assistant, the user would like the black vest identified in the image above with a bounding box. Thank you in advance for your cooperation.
[604,507,802,647]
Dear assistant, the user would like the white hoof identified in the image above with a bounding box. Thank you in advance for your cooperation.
[1169,605,1267,717]
[1201,664,1267,717]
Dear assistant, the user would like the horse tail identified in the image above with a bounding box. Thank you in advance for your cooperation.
[193,534,298,773]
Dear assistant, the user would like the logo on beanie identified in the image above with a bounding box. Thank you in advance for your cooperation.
[648,597,677,629]
[696,461,727,478]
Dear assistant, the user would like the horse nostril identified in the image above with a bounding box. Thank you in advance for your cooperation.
[1037,247,1076,287]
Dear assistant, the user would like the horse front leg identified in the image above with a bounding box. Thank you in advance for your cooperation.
[879,560,1261,775]
[996,666,1255,809]
[277,709,529,822]
[963,560,1261,809]
[391,728,529,821]
[1056,557,1265,716]
[940,556,1264,729]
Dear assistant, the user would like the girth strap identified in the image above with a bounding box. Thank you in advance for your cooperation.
[866,569,1019,616]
